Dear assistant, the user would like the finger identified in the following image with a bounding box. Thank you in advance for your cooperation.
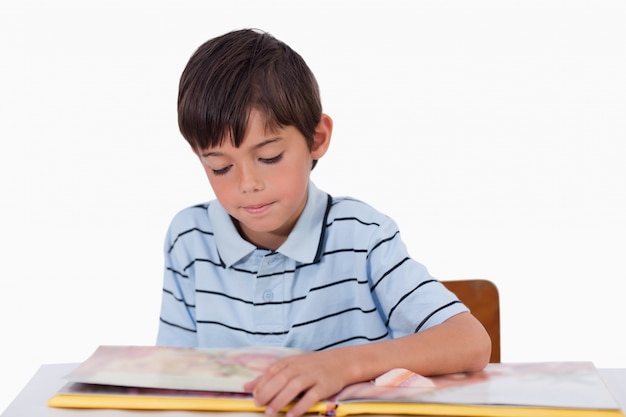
[285,385,325,417]
[252,365,292,407]
[264,375,319,417]
[243,375,260,392]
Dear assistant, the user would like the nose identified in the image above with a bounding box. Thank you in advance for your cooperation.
[238,164,263,194]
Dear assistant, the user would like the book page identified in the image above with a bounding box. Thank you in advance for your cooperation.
[64,345,302,392]
[337,362,622,411]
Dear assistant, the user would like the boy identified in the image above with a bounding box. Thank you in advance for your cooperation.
[157,28,491,417]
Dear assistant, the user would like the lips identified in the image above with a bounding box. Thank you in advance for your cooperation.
[242,202,273,215]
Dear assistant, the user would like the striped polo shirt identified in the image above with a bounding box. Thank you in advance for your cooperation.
[157,181,467,350]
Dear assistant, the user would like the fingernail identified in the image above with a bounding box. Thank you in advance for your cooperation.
[265,407,275,416]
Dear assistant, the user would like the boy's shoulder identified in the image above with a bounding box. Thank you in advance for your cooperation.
[328,195,395,226]
[323,195,401,250]
[167,201,213,232]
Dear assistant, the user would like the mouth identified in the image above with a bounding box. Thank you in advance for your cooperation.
[242,202,273,216]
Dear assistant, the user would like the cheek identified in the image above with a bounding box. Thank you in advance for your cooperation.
[207,177,235,206]
[272,159,310,191]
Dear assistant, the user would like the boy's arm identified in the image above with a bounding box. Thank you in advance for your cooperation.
[245,311,491,417]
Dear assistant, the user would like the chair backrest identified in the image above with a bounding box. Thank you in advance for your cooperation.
[442,279,501,363]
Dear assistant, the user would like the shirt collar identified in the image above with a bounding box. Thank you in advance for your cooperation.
[210,181,330,267]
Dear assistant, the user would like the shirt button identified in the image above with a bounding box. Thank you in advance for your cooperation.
[262,290,274,301]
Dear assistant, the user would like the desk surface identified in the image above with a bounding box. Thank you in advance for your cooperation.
[3,363,626,416]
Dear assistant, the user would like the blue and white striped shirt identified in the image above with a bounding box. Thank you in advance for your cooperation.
[157,182,467,351]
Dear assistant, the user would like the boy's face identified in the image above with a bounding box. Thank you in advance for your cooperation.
[196,109,331,250]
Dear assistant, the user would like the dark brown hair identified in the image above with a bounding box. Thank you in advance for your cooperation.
[178,29,322,155]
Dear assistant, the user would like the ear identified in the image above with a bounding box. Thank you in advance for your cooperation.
[310,113,333,160]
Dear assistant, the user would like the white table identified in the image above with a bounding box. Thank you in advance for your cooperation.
[3,363,626,416]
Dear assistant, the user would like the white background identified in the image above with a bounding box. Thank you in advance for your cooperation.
[1,0,625,413]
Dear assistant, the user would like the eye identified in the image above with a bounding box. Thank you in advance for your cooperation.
[260,153,283,165]
[212,165,232,176]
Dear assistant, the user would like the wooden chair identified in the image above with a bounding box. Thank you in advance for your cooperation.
[442,279,501,363]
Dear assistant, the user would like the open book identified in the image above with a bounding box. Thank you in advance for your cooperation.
[47,345,624,417]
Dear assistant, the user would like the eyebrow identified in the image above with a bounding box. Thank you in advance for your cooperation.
[201,137,282,158]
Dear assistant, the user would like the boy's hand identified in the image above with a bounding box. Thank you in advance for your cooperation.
[244,350,348,417]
